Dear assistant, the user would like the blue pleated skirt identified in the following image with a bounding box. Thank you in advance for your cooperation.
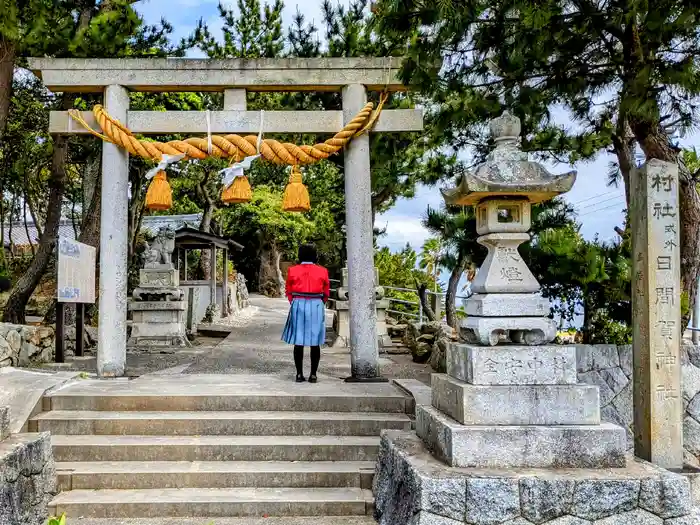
[282,298,326,347]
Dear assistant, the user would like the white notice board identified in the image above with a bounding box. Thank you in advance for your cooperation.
[57,237,96,303]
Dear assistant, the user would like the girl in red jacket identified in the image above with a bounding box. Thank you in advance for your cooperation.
[282,243,330,383]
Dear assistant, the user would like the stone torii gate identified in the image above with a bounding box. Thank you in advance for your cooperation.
[28,57,423,380]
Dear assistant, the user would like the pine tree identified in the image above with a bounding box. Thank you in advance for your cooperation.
[376,0,700,326]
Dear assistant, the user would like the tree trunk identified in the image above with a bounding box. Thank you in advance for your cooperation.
[258,242,282,297]
[23,199,35,255]
[82,155,100,220]
[199,202,214,280]
[275,248,285,296]
[196,179,216,280]
[415,279,436,323]
[0,177,5,272]
[7,193,16,255]
[2,123,70,324]
[581,293,595,344]
[24,170,43,238]
[611,118,635,209]
[630,120,700,329]
[128,169,145,263]
[445,256,466,328]
[0,38,16,142]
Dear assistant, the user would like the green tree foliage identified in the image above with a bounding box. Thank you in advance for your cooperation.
[376,0,700,326]
[531,226,631,344]
[418,237,443,291]
[218,185,339,294]
[375,244,435,320]
[686,148,700,176]
[190,0,284,58]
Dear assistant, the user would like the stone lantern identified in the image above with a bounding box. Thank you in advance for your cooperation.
[372,112,697,525]
[442,111,576,346]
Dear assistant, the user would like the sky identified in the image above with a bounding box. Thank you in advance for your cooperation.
[134,0,700,256]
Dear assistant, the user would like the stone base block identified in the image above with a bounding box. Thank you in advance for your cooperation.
[432,374,600,426]
[462,316,557,346]
[128,304,189,348]
[465,293,550,317]
[331,334,393,350]
[447,344,577,385]
[374,429,695,525]
[128,300,187,312]
[127,335,190,348]
[132,287,184,301]
[139,267,178,288]
[416,405,625,469]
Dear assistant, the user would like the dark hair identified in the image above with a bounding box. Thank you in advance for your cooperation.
[298,243,318,264]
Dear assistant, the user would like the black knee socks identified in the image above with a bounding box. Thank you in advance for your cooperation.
[294,345,304,377]
[310,346,320,377]
[294,345,321,377]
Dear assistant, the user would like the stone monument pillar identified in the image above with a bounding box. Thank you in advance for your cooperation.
[128,227,189,348]
[373,112,696,525]
[333,267,392,349]
[631,159,683,469]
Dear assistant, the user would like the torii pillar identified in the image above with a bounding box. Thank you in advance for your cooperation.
[343,84,382,381]
[97,85,129,377]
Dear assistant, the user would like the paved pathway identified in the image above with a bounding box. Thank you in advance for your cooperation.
[183,295,430,383]
[186,296,364,379]
[40,294,431,384]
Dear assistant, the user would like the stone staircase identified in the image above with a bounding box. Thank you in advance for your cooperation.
[29,376,412,521]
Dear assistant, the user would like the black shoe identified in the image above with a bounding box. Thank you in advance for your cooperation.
[296,374,306,383]
[308,375,317,383]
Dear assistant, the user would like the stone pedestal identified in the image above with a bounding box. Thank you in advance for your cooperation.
[333,267,392,350]
[417,343,627,469]
[127,232,189,349]
[128,301,188,347]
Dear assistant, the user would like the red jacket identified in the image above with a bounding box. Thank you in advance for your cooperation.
[286,263,330,303]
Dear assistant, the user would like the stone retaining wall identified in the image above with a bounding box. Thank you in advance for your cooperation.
[575,343,700,465]
[0,406,57,525]
[375,431,698,525]
[0,323,54,368]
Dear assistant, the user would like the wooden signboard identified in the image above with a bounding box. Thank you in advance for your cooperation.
[56,237,96,362]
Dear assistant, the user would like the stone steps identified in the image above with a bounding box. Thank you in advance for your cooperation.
[56,461,375,490]
[49,487,374,518]
[33,410,411,436]
[51,434,380,462]
[44,377,408,520]
[70,518,377,525]
[47,392,407,413]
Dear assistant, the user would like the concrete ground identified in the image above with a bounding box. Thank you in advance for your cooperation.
[41,295,431,385]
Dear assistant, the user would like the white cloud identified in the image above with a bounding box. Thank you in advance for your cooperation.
[376,214,430,251]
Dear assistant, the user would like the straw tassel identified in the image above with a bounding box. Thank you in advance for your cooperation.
[282,166,310,212]
[221,175,252,204]
[145,171,173,211]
